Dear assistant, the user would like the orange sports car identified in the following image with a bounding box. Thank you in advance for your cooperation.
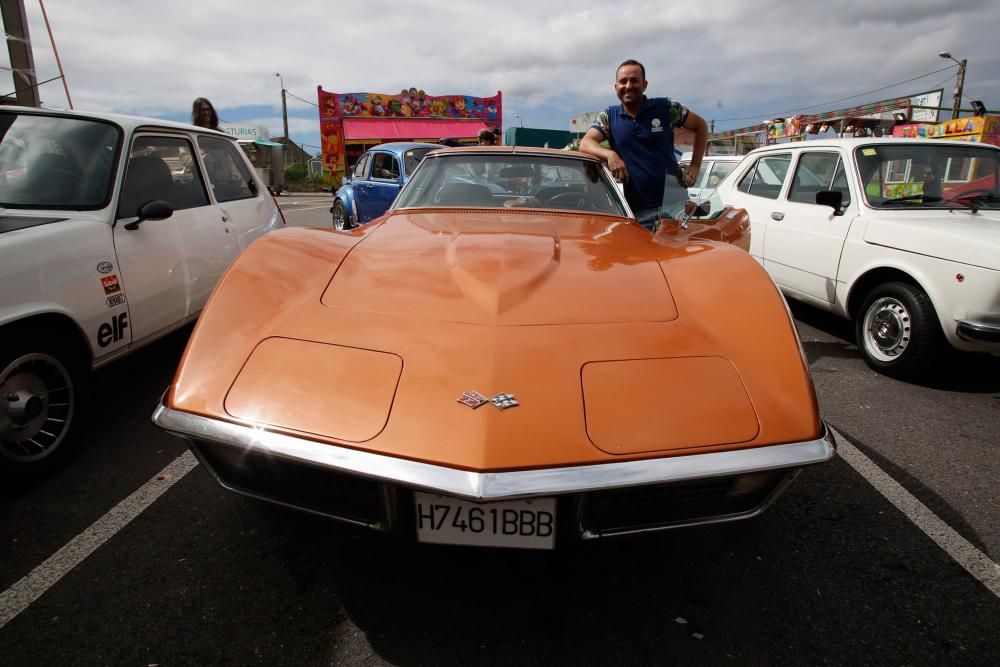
[153,147,835,550]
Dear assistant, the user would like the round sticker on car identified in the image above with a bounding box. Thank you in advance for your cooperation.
[97,261,114,274]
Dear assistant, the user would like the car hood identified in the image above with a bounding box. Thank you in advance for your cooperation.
[321,211,678,325]
[862,209,1000,270]
[168,221,820,471]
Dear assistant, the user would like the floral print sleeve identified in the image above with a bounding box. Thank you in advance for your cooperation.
[669,100,690,128]
[590,110,610,139]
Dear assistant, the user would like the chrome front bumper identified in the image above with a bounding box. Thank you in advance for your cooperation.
[152,400,836,538]
[956,319,1000,344]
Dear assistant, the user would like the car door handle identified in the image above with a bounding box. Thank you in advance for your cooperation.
[771,212,785,221]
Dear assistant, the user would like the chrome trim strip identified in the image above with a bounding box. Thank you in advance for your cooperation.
[956,320,1000,343]
[153,402,836,502]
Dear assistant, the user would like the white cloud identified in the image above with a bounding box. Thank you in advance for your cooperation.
[8,0,998,148]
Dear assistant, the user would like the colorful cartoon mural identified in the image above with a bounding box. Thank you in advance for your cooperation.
[318,86,502,182]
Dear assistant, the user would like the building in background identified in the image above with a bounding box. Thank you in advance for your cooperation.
[221,123,285,194]
[504,127,574,149]
[273,137,310,164]
[318,86,502,184]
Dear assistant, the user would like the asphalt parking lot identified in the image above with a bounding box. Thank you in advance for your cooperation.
[2,201,998,664]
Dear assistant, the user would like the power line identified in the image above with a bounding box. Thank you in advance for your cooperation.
[714,64,958,123]
[285,90,318,108]
[2,73,65,99]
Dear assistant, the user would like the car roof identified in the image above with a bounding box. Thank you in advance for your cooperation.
[365,142,446,156]
[424,145,605,163]
[745,137,1000,153]
[0,104,236,138]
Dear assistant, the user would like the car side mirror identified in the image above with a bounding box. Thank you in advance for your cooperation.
[684,199,711,217]
[816,190,845,215]
[123,200,173,231]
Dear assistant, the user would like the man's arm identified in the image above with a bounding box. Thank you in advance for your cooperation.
[681,111,709,187]
[579,127,629,182]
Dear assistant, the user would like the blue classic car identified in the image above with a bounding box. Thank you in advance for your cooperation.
[331,142,444,229]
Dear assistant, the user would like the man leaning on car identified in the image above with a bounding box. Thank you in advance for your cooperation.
[580,59,709,230]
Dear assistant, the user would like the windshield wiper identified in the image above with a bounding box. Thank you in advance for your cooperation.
[881,194,942,205]
[945,193,1000,213]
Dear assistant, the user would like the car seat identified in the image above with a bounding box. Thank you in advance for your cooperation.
[24,153,82,205]
[119,155,173,218]
[434,182,494,206]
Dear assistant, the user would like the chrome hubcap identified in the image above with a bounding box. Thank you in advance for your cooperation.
[863,297,911,361]
[333,205,347,230]
[0,353,74,462]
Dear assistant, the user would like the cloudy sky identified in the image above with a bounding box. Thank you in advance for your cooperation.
[9,0,1000,155]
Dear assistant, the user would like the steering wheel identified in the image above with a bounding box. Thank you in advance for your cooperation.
[548,191,596,211]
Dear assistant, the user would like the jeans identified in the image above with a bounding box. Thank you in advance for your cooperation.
[634,207,661,232]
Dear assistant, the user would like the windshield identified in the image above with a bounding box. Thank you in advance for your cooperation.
[402,147,435,177]
[393,153,629,216]
[0,112,121,209]
[855,143,1000,209]
[659,171,725,221]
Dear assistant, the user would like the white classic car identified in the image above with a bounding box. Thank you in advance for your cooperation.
[713,137,1000,379]
[0,106,284,478]
[680,152,744,200]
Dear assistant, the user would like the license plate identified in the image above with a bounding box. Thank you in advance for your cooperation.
[414,492,556,550]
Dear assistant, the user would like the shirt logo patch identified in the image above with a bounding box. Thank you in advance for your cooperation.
[651,118,664,133]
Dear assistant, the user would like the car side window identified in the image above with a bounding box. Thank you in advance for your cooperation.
[742,154,791,199]
[198,136,256,203]
[830,159,851,206]
[371,153,399,181]
[787,152,841,205]
[118,135,210,219]
[737,162,756,193]
[353,154,370,179]
[707,161,736,189]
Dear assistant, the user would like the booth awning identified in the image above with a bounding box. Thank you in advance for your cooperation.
[254,139,284,147]
[342,118,486,140]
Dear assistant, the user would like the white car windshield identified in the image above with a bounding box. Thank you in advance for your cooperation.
[0,112,121,209]
[393,152,629,216]
[855,143,1000,209]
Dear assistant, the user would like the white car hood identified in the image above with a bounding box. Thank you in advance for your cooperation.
[862,209,1000,271]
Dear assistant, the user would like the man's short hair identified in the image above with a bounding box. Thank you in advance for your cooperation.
[617,59,646,81]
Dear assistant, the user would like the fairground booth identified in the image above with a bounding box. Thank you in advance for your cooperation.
[708,92,946,151]
[893,114,1000,148]
[318,87,502,184]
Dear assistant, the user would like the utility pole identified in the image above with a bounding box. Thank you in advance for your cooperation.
[275,72,291,163]
[1,0,40,106]
[938,52,967,120]
[952,59,966,120]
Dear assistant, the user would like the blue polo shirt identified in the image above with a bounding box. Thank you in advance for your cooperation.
[592,96,688,212]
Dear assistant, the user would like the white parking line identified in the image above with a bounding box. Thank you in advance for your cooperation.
[832,427,1000,599]
[0,451,199,630]
[279,204,330,213]
[2,429,998,630]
